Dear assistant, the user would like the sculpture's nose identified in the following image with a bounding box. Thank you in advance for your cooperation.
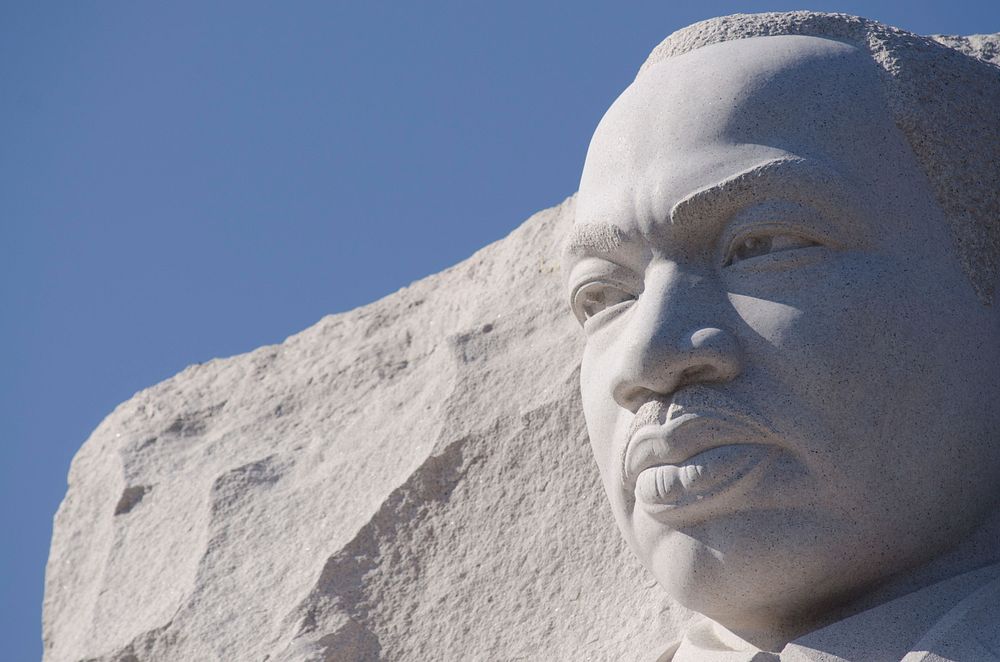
[609,265,743,413]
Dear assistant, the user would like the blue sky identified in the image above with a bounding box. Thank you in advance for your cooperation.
[3,2,998,657]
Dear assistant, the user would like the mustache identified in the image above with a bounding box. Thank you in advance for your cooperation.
[626,385,766,439]
[626,399,671,444]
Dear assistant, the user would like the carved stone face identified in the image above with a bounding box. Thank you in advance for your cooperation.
[565,35,1000,632]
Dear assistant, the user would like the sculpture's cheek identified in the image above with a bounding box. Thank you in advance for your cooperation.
[726,244,1000,556]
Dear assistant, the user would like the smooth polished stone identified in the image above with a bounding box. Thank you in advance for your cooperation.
[566,12,1000,660]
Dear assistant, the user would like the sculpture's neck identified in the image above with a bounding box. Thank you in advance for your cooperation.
[727,508,1000,653]
[845,506,1000,616]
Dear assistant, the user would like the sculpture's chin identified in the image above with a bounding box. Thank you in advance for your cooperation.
[632,509,874,634]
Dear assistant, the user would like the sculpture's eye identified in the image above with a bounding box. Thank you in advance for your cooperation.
[573,282,635,324]
[723,231,819,266]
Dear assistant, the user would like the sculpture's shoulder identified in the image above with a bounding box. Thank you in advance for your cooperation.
[655,571,1000,662]
[908,573,1000,661]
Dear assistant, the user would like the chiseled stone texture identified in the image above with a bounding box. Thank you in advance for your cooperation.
[44,31,998,662]
[933,33,1000,65]
[43,197,690,662]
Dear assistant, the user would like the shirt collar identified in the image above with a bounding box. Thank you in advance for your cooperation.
[668,563,1000,662]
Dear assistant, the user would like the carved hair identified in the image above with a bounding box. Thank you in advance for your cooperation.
[641,12,1000,302]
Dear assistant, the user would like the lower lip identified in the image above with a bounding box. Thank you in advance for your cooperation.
[634,444,768,509]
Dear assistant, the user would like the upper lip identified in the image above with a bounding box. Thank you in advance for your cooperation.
[620,385,774,490]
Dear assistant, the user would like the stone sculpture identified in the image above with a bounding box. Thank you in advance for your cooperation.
[563,12,1000,661]
[43,12,1000,662]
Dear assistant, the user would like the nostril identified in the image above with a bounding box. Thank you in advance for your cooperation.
[679,364,717,385]
[613,383,657,413]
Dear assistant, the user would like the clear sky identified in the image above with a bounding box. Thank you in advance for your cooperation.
[3,2,998,657]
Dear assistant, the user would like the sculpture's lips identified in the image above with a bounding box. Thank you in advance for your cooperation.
[632,441,769,508]
[622,387,775,508]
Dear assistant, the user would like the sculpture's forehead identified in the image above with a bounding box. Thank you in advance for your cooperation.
[578,35,890,231]
[600,35,872,148]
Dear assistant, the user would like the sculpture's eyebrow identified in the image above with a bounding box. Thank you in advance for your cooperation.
[670,157,858,230]
[563,158,859,263]
[561,221,636,261]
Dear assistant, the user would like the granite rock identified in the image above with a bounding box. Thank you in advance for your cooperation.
[573,13,1000,659]
[43,198,689,661]
[44,30,999,662]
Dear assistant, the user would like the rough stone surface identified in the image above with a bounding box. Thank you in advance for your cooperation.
[933,33,1000,64]
[43,197,690,662]
[44,30,999,662]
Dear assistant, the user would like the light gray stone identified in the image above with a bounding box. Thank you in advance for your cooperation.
[568,12,1000,661]
[43,199,691,661]
[44,14,1000,662]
